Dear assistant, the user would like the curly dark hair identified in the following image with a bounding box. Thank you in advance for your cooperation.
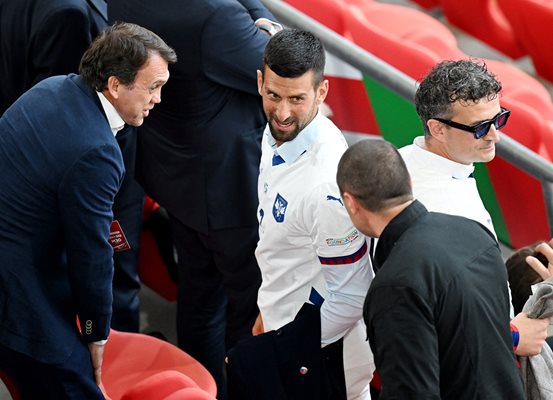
[415,60,502,136]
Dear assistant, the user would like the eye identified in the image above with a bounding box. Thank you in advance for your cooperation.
[148,85,160,94]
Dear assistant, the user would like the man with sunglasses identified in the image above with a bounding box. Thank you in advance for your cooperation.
[399,59,549,358]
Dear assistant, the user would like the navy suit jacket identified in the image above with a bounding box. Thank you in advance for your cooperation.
[109,0,275,233]
[0,0,107,115]
[0,74,124,364]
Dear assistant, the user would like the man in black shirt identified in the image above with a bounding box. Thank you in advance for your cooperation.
[336,138,523,399]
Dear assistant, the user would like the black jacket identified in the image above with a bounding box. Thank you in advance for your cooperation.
[366,200,524,399]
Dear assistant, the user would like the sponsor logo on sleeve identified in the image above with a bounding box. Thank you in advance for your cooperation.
[325,229,360,246]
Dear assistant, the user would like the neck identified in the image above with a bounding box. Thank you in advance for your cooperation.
[371,200,413,237]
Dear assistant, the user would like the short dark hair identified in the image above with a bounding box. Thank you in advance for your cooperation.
[337,138,413,212]
[262,28,325,87]
[415,59,502,136]
[505,242,547,315]
[79,22,177,92]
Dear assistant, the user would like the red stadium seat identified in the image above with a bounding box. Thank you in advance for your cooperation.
[0,370,19,400]
[345,5,441,80]
[102,329,217,400]
[119,371,216,400]
[410,0,441,10]
[440,0,525,58]
[498,0,553,82]
[284,0,348,37]
[353,1,458,53]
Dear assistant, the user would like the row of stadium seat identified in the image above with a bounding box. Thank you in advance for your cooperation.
[414,0,553,83]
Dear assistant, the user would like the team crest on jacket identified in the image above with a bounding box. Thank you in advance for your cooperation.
[273,193,288,223]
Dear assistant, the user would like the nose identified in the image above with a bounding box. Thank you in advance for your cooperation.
[486,124,501,142]
[151,87,162,104]
[275,101,291,122]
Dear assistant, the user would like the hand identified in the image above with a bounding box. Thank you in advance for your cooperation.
[88,342,105,386]
[254,18,283,36]
[511,312,549,356]
[526,239,553,280]
[252,313,264,336]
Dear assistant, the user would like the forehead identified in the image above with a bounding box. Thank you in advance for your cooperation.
[262,66,316,94]
[134,53,170,84]
[450,97,501,122]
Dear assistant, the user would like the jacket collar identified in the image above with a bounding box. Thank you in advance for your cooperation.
[374,200,427,270]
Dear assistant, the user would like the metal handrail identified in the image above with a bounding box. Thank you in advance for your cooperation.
[261,0,553,237]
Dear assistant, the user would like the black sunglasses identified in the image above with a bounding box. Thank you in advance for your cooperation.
[433,107,511,139]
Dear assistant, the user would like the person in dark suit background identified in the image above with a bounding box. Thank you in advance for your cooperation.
[0,0,151,333]
[0,22,176,399]
[0,0,107,115]
[108,1,281,398]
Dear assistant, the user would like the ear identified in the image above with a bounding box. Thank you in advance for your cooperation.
[316,79,329,105]
[342,191,360,216]
[427,118,447,143]
[257,69,263,96]
[106,76,121,100]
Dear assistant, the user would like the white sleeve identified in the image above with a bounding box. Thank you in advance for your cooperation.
[305,183,374,345]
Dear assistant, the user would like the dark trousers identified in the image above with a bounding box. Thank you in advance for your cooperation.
[0,341,104,400]
[170,217,261,400]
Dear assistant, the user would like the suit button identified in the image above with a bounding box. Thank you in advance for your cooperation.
[299,366,308,375]
[275,329,283,336]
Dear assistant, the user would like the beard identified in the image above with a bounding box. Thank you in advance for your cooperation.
[268,116,303,144]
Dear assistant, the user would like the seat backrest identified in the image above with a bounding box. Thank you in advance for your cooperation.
[102,330,217,400]
[284,0,347,36]
[498,0,553,81]
[120,370,207,400]
[356,2,457,48]
[409,0,441,10]
[440,0,525,58]
[344,5,442,80]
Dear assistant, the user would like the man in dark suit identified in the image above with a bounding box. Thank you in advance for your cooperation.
[108,1,280,398]
[1,0,150,333]
[0,23,176,399]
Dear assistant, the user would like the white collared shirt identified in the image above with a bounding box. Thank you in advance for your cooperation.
[256,112,375,398]
[399,136,496,237]
[256,112,373,343]
[96,92,125,137]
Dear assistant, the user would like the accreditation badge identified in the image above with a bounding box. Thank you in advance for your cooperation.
[109,220,131,252]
